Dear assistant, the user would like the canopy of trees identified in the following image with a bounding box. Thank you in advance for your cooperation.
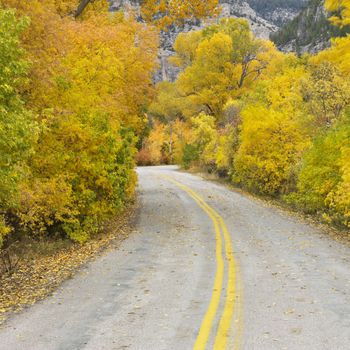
[140,6,350,229]
[0,0,158,247]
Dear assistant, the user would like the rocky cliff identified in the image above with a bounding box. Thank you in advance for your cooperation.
[108,0,307,80]
[270,0,350,54]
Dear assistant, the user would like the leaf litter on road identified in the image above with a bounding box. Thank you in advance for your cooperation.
[0,205,136,325]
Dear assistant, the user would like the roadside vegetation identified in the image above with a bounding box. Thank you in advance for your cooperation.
[138,0,350,231]
[0,0,223,316]
[1,0,349,313]
[0,0,159,256]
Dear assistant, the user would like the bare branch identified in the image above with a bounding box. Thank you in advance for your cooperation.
[75,0,92,18]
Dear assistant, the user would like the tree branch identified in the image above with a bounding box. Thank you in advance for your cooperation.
[75,0,92,18]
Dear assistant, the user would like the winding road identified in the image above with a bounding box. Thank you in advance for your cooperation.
[0,166,349,349]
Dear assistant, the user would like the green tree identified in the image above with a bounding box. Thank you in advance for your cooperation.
[0,9,36,247]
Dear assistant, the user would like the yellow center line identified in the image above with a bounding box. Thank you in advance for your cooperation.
[161,175,243,350]
[213,215,237,350]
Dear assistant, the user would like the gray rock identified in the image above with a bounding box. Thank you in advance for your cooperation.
[109,0,306,81]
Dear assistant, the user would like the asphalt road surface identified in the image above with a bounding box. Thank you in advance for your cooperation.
[0,166,349,350]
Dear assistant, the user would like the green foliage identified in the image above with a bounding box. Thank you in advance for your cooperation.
[287,113,350,226]
[0,9,37,247]
[182,144,199,169]
[190,113,218,167]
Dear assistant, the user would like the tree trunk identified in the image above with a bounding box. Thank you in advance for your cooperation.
[75,0,92,17]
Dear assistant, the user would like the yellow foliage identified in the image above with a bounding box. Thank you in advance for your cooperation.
[0,1,157,242]
[215,126,237,173]
[137,119,193,166]
[172,119,193,164]
[325,0,350,27]
[312,2,350,76]
[143,2,350,230]
[0,216,11,249]
[170,31,203,68]
[190,113,218,166]
[233,104,309,195]
[291,114,350,227]
[312,36,350,76]
[144,122,169,165]
[302,62,350,126]
[141,0,219,28]
[175,18,279,120]
[328,145,350,227]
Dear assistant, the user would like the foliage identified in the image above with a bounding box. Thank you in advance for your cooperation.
[190,113,217,167]
[137,119,193,166]
[233,105,309,195]
[175,18,278,120]
[270,0,350,52]
[0,1,158,244]
[182,144,199,169]
[311,35,350,75]
[302,62,350,126]
[143,5,350,229]
[0,9,37,247]
[288,114,350,227]
[148,82,183,122]
[170,31,203,69]
[141,0,220,29]
[326,0,350,27]
[140,122,169,165]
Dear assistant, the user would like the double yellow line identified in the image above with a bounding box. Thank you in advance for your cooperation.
[162,175,243,350]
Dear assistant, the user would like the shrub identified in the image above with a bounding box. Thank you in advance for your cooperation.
[288,114,350,226]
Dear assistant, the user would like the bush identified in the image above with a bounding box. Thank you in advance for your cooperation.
[136,148,153,166]
[287,114,350,227]
[233,105,308,195]
[182,144,199,169]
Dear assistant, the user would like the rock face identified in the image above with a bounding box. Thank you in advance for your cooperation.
[108,0,307,80]
[270,0,350,54]
[246,0,308,26]
[270,0,330,54]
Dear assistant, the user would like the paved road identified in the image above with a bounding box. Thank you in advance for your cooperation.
[0,166,349,349]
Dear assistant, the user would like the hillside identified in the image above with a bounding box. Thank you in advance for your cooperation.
[270,0,350,54]
[247,0,308,26]
[109,0,307,80]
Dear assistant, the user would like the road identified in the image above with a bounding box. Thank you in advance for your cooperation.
[0,166,349,349]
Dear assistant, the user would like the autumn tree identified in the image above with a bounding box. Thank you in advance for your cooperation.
[175,18,278,120]
[0,1,158,243]
[170,30,203,69]
[141,0,220,28]
[326,0,350,27]
[302,62,350,127]
[287,1,350,225]
[148,82,186,161]
[231,58,311,195]
[290,112,350,227]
